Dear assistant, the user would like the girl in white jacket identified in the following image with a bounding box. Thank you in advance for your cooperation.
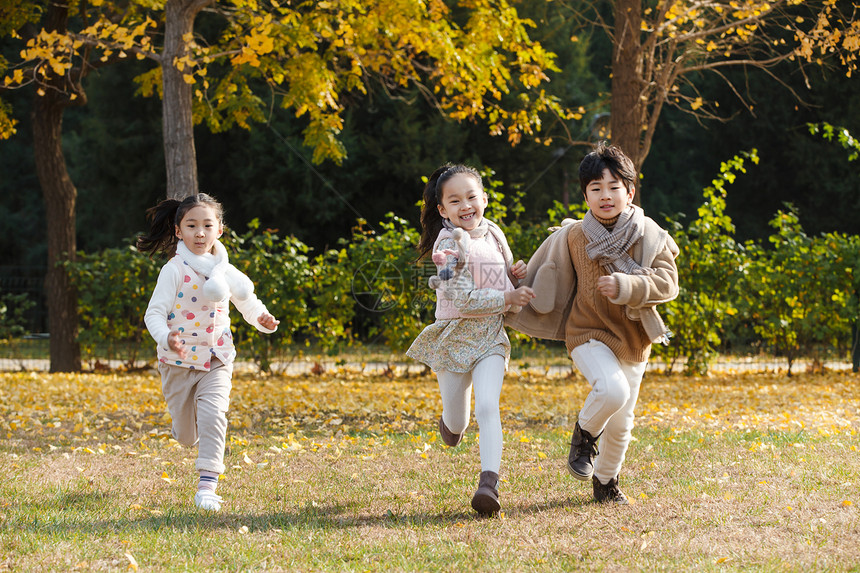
[138,193,279,512]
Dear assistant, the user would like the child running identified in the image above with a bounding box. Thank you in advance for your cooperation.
[137,193,279,512]
[406,164,535,516]
[506,143,679,504]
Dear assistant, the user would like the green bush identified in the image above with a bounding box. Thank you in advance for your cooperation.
[67,243,160,364]
[340,214,429,354]
[656,152,755,374]
[0,291,34,341]
[64,152,858,374]
[737,210,859,374]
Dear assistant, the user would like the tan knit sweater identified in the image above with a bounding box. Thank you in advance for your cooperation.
[566,225,652,362]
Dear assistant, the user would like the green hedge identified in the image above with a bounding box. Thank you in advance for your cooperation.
[66,151,859,374]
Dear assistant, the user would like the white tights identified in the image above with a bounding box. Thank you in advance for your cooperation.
[436,354,506,473]
[570,339,646,484]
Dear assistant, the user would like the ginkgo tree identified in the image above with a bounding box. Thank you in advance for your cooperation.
[0,0,561,371]
[5,0,562,198]
[553,0,859,196]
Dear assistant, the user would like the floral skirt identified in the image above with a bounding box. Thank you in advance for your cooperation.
[406,315,510,373]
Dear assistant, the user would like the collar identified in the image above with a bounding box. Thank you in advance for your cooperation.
[442,217,489,239]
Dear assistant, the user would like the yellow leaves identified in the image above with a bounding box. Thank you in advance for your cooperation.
[160,471,175,483]
[247,32,275,56]
[231,47,261,68]
[125,552,138,572]
[416,443,431,459]
[842,500,853,507]
[691,97,704,111]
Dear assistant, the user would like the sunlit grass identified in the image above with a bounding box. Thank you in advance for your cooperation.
[1,369,859,570]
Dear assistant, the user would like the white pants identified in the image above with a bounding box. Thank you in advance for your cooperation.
[158,358,233,474]
[436,354,506,473]
[570,340,646,483]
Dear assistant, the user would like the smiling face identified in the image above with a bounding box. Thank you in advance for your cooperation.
[584,168,636,220]
[175,204,223,256]
[436,173,488,231]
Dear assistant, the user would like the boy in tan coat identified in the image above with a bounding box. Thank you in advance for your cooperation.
[506,143,679,503]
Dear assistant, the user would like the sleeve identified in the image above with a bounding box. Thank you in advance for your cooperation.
[230,269,277,334]
[144,262,182,349]
[609,237,679,309]
[435,238,507,317]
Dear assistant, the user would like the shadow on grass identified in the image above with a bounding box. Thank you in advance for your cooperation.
[8,496,590,534]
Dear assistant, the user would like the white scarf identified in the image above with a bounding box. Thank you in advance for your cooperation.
[176,240,253,303]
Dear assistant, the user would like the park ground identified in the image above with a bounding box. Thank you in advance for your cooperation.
[0,366,859,571]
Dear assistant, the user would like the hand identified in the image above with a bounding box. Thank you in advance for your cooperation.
[432,249,459,266]
[258,312,280,330]
[597,275,619,299]
[167,330,188,359]
[510,260,528,280]
[505,286,536,307]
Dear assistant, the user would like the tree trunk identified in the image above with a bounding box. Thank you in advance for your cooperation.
[162,0,213,200]
[32,3,81,372]
[611,0,644,205]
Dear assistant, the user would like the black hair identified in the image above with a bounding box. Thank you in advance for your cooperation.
[136,193,224,257]
[579,141,637,194]
[416,163,483,260]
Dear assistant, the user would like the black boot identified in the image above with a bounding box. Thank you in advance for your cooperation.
[438,415,463,447]
[471,471,500,516]
[592,475,629,505]
[566,422,601,481]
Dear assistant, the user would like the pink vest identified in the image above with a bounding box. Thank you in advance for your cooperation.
[434,229,515,320]
[157,256,236,370]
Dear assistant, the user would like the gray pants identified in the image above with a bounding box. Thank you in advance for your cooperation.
[158,358,233,474]
[570,340,646,483]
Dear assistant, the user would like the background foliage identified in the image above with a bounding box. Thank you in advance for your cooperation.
[60,149,859,374]
[1,2,858,371]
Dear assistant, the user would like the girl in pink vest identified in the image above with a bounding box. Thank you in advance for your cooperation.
[406,164,534,516]
[138,193,279,512]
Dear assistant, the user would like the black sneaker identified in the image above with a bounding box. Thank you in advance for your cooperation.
[566,422,600,481]
[592,475,629,505]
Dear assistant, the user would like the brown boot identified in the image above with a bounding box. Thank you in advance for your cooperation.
[471,471,500,516]
[438,415,463,447]
[566,422,601,481]
[592,475,629,505]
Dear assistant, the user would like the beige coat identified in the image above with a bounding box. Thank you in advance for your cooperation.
[504,218,679,360]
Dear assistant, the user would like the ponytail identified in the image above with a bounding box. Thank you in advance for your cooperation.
[136,193,224,257]
[137,199,181,257]
[416,163,482,260]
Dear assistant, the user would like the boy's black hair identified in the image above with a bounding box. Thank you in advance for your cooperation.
[579,142,637,194]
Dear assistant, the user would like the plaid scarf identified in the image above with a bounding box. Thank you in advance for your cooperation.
[583,205,652,275]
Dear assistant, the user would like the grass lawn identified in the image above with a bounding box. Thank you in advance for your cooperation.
[1,368,858,571]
